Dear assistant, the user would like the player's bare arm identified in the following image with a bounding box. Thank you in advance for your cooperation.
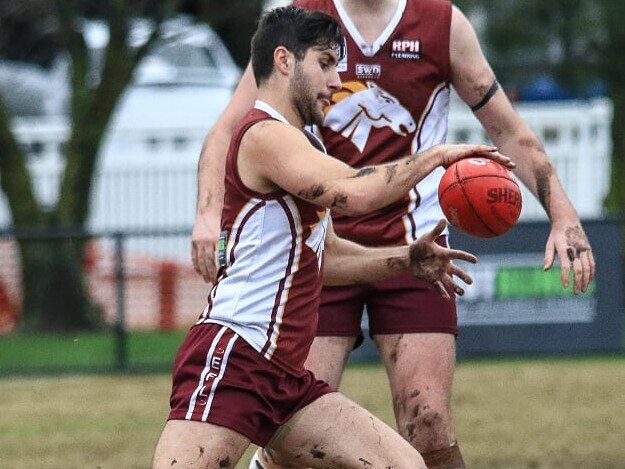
[322,218,407,285]
[192,64,257,283]
[449,5,595,294]
[239,120,514,216]
[323,219,476,299]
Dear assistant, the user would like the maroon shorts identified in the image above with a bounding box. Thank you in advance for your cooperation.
[168,323,334,446]
[318,237,458,343]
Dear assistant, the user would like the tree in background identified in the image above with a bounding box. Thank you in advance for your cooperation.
[455,0,625,216]
[0,0,262,331]
[600,0,625,215]
[181,0,264,67]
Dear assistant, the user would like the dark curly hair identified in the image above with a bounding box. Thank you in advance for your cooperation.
[251,5,345,85]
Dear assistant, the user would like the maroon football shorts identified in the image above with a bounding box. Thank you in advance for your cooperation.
[168,323,334,446]
[317,236,458,343]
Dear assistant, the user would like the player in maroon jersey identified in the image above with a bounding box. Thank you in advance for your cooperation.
[154,7,513,468]
[191,1,595,468]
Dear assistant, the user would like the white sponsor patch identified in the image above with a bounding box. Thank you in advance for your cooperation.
[355,63,381,79]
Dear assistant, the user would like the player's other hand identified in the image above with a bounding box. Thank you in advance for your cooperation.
[435,144,515,170]
[191,220,220,283]
[544,221,595,294]
[408,219,477,300]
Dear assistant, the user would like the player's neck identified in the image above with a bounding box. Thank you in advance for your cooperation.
[339,0,399,44]
[340,0,398,16]
[257,87,305,130]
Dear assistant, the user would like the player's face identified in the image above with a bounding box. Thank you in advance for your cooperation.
[290,47,341,127]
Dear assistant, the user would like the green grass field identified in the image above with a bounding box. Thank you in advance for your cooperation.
[1,356,624,469]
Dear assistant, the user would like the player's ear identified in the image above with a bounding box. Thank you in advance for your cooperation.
[274,46,293,76]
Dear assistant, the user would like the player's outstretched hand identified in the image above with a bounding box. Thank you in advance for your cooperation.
[435,144,515,170]
[408,219,477,300]
[543,220,595,294]
[191,220,220,284]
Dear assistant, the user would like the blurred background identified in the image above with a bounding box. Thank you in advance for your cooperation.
[0,1,623,468]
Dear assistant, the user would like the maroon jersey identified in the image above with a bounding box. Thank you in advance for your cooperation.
[198,102,330,376]
[294,0,453,246]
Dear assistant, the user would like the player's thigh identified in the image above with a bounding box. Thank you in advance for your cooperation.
[269,392,427,469]
[304,335,357,389]
[375,332,456,394]
[262,338,355,467]
[366,269,458,410]
[153,420,250,469]
[313,284,365,389]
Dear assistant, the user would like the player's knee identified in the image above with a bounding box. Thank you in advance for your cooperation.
[260,447,306,469]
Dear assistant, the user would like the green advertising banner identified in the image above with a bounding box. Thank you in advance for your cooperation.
[458,254,597,326]
[452,220,622,357]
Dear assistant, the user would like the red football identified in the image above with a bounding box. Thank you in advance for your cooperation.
[438,158,522,238]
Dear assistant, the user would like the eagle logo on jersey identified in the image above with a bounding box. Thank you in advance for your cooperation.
[323,81,416,153]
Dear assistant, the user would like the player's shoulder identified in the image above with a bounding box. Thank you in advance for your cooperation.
[244,117,290,140]
[449,3,476,40]
[243,118,305,152]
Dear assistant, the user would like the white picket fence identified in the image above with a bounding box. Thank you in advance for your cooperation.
[0,97,613,236]
[447,98,612,220]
